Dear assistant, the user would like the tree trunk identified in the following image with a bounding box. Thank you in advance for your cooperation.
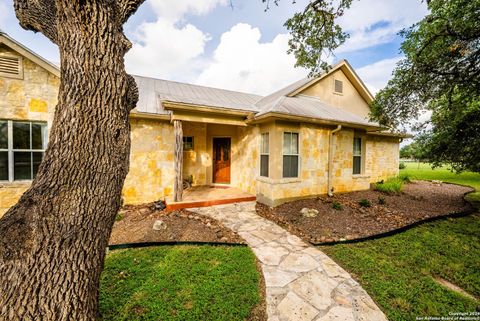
[174,120,183,202]
[0,1,144,320]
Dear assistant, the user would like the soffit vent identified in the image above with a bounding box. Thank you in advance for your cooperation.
[0,55,23,79]
[334,79,343,94]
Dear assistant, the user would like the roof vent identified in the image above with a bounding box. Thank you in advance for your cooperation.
[0,55,23,79]
[334,79,343,94]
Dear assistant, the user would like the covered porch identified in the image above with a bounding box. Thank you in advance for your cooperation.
[166,103,259,209]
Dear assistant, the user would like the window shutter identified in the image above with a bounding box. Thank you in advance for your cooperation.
[334,79,343,94]
[0,55,22,78]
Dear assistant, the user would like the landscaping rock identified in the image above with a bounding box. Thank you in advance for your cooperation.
[152,220,167,230]
[300,208,319,218]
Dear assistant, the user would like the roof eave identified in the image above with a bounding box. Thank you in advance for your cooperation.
[249,111,384,131]
[162,101,256,117]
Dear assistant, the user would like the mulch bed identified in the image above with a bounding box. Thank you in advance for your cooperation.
[256,181,475,244]
[109,203,244,245]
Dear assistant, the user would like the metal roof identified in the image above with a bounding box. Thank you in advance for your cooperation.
[132,61,381,129]
[256,95,380,128]
[133,75,262,115]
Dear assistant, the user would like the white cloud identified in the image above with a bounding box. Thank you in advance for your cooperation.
[125,0,227,80]
[148,0,227,22]
[336,0,429,53]
[356,57,402,94]
[195,23,308,95]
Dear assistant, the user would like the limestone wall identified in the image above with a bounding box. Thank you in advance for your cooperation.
[182,122,208,186]
[234,125,259,195]
[122,118,175,205]
[255,122,400,207]
[0,45,59,217]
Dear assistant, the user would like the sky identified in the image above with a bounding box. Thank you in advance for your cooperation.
[0,0,429,97]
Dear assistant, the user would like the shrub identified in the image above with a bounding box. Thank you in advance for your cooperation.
[399,161,406,169]
[375,177,404,194]
[399,173,411,183]
[358,199,371,207]
[115,213,123,222]
[332,202,343,210]
[378,196,386,205]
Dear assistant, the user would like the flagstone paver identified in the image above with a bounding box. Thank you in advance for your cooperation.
[189,202,388,321]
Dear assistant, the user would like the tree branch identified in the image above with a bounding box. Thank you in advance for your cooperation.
[13,0,58,44]
[118,0,146,24]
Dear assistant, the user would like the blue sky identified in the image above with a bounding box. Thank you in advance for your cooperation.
[0,0,429,96]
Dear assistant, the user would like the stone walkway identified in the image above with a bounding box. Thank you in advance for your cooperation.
[190,202,388,321]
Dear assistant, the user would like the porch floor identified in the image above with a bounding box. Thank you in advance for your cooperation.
[165,186,256,211]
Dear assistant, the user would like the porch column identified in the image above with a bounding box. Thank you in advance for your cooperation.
[174,120,183,202]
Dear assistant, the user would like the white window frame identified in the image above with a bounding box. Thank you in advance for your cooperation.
[282,132,299,178]
[0,120,48,182]
[182,136,194,151]
[260,132,269,177]
[353,136,363,175]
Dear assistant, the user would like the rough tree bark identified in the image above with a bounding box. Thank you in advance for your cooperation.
[0,0,144,320]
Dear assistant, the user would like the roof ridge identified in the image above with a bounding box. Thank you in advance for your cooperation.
[132,74,263,98]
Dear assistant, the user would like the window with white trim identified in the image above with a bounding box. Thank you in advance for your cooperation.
[260,133,269,177]
[283,132,299,178]
[183,136,194,150]
[353,137,362,175]
[0,120,47,181]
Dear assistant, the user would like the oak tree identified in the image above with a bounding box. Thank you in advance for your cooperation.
[0,0,144,320]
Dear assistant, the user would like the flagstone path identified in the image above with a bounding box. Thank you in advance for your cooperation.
[190,202,388,321]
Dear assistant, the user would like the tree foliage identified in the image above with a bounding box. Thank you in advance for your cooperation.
[263,0,353,75]
[370,0,480,172]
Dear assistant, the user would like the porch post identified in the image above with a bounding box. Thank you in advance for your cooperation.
[174,120,183,202]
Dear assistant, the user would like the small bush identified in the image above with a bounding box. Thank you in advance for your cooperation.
[399,161,406,169]
[378,196,386,205]
[375,177,404,194]
[399,173,411,183]
[332,202,343,210]
[358,199,371,207]
[115,213,123,222]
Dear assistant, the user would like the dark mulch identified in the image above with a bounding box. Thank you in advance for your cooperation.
[256,181,474,244]
[109,203,244,245]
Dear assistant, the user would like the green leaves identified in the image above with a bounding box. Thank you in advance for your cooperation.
[283,0,352,76]
[370,0,480,172]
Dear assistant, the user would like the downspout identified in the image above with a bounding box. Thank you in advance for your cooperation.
[327,125,342,197]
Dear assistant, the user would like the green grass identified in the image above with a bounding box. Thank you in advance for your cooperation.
[99,245,261,321]
[320,164,480,320]
[400,162,480,191]
[321,215,480,320]
[375,177,404,194]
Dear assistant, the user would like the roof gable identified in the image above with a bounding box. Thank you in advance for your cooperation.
[0,31,60,77]
[288,60,374,103]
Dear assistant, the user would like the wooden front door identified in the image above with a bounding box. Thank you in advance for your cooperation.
[213,137,231,183]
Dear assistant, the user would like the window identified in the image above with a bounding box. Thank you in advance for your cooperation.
[0,120,47,181]
[334,79,343,94]
[283,132,299,178]
[183,136,194,150]
[260,133,269,177]
[353,137,362,175]
[0,54,23,79]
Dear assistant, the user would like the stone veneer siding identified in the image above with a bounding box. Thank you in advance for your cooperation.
[256,122,399,207]
[0,45,59,217]
[122,118,175,205]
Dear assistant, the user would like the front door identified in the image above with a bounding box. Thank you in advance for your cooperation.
[213,137,231,183]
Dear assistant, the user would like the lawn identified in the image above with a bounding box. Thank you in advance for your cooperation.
[321,215,480,320]
[320,163,480,320]
[99,245,262,321]
[400,162,480,191]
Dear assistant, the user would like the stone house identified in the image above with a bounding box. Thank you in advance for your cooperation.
[0,32,404,216]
